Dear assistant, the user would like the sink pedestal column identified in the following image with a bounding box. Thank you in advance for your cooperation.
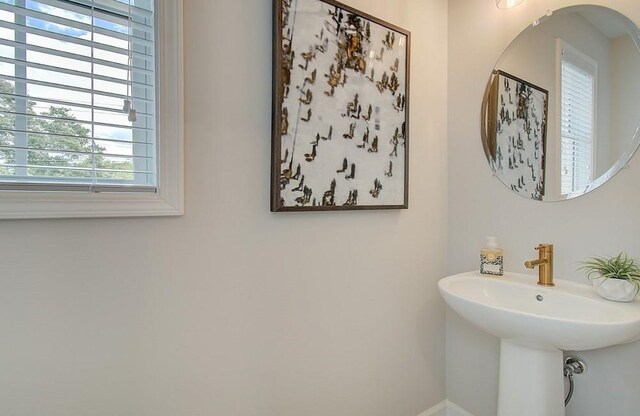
[498,340,565,416]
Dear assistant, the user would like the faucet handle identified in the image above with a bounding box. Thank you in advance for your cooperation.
[535,243,553,252]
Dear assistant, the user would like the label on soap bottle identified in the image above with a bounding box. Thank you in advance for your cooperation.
[480,251,504,276]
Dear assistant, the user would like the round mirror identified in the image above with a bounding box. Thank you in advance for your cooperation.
[481,5,640,201]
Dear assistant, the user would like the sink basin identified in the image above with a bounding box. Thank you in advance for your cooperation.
[439,271,640,416]
[439,271,640,350]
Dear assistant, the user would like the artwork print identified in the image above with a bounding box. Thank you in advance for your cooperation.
[486,71,548,201]
[271,0,410,211]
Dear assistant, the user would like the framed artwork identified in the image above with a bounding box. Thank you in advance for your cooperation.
[485,70,548,200]
[271,0,410,212]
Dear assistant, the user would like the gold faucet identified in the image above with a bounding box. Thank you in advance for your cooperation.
[524,243,554,286]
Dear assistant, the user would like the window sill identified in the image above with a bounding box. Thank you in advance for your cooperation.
[0,190,183,219]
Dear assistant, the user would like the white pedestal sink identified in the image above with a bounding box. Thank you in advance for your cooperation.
[439,271,640,416]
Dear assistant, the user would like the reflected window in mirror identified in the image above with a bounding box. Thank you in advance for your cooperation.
[559,40,596,195]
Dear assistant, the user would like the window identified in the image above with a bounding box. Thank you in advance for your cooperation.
[0,0,182,218]
[558,40,596,196]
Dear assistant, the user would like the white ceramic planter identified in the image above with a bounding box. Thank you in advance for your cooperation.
[592,278,638,302]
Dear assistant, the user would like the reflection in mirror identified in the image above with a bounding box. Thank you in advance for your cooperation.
[482,5,640,201]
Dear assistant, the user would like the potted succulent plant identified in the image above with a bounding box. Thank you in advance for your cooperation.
[579,252,640,302]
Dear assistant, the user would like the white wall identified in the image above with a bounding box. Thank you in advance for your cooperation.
[610,34,640,162]
[448,1,640,415]
[0,1,448,415]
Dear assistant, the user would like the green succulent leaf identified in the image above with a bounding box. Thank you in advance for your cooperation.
[578,252,640,299]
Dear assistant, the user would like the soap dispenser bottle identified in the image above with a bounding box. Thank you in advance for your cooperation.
[480,236,504,276]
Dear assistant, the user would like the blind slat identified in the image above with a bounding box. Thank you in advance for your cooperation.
[0,162,153,175]
[0,109,154,130]
[0,181,156,192]
[35,0,153,27]
[0,127,154,146]
[0,90,155,117]
[0,144,153,160]
[0,37,154,75]
[36,0,153,16]
[0,56,155,90]
[1,73,154,102]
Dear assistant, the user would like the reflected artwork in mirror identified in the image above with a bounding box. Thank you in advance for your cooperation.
[482,5,640,201]
[486,71,548,200]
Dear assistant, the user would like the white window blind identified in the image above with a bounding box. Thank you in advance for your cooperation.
[0,0,156,192]
[559,41,595,195]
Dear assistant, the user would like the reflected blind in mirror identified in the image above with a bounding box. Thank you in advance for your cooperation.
[560,42,595,196]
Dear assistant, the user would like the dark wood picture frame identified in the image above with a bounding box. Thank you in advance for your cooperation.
[271,0,411,212]
[483,70,548,200]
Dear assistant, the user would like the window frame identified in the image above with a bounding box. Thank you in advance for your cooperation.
[0,0,183,219]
